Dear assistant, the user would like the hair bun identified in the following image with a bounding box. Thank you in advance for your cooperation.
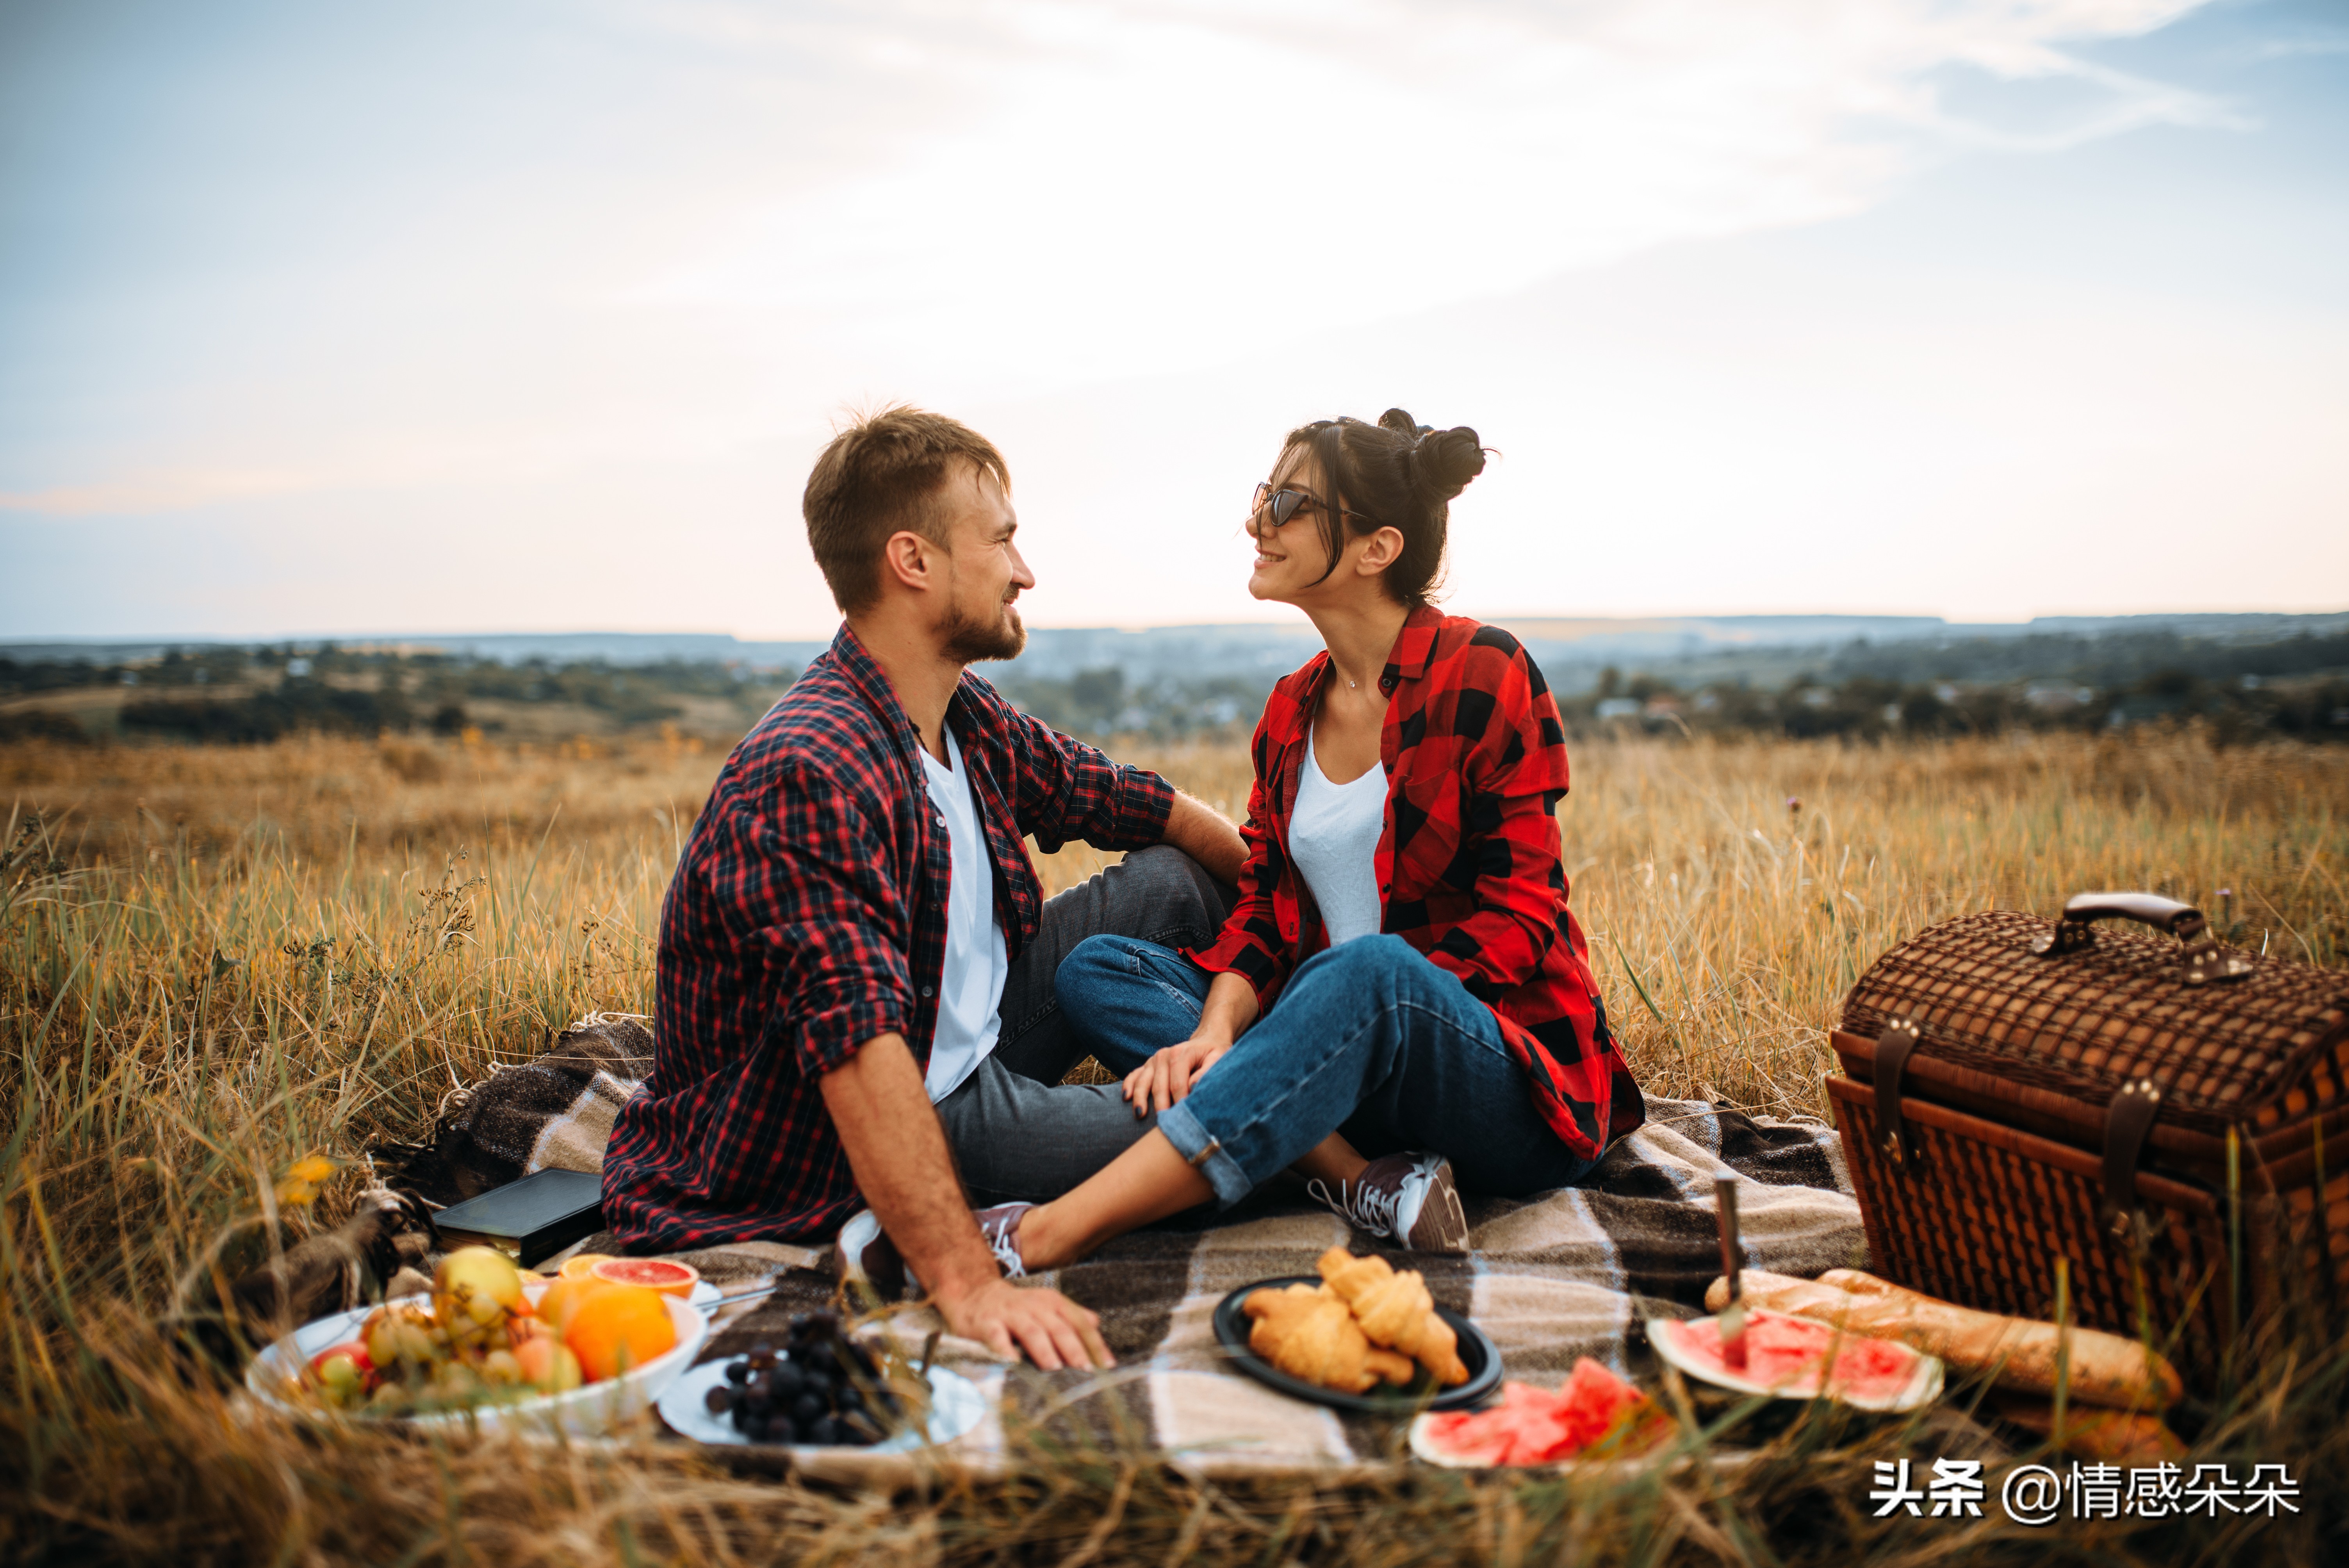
[1409,425,1486,503]
[1378,408,1428,438]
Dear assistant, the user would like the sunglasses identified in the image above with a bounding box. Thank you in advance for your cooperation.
[1249,482,1379,537]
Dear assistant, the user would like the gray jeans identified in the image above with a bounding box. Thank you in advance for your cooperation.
[934,845,1231,1207]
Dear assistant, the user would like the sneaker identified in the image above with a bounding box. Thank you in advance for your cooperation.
[835,1202,1034,1300]
[834,1208,908,1300]
[1307,1152,1469,1254]
[974,1204,1032,1280]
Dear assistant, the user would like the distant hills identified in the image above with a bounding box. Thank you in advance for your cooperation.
[7,609,2344,747]
[11,609,2344,690]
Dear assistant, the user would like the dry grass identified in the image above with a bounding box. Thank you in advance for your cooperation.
[3,728,2343,1565]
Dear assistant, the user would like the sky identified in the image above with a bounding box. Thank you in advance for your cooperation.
[2,0,2345,641]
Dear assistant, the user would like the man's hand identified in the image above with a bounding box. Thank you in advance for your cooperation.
[935,1276,1113,1371]
[1121,1030,1233,1115]
[822,1032,1113,1368]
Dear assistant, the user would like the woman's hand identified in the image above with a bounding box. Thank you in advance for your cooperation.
[1122,1030,1233,1117]
[1124,970,1259,1117]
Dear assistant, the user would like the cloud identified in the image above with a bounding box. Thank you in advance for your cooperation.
[0,0,2241,529]
[628,0,2233,386]
[0,469,313,515]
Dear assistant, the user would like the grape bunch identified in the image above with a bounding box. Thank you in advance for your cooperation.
[700,1311,901,1446]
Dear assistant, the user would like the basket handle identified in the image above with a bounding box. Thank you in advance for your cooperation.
[2030,891,2255,985]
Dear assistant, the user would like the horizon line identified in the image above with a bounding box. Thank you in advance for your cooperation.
[7,604,2349,649]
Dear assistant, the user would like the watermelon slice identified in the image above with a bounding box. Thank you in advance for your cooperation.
[1645,1308,1943,1412]
[1412,1360,1665,1468]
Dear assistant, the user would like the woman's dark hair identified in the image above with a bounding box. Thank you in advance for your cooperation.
[1278,408,1488,607]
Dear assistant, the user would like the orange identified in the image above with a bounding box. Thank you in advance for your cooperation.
[538,1276,613,1336]
[588,1257,699,1298]
[562,1282,678,1383]
[558,1253,614,1282]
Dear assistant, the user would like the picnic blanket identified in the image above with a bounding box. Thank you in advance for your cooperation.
[588,1094,1864,1475]
[381,1016,1866,1474]
[374,1013,651,1203]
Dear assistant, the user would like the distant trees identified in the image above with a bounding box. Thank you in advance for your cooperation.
[992,666,1267,743]
[5,644,800,747]
[5,625,2342,748]
[1554,668,2349,744]
[121,678,414,743]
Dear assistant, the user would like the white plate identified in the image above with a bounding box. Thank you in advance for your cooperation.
[656,1359,985,1454]
[245,1282,708,1438]
[1645,1310,1943,1413]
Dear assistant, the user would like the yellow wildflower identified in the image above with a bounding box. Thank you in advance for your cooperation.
[275,1155,339,1205]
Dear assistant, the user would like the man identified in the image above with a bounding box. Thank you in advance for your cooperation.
[601,407,1247,1371]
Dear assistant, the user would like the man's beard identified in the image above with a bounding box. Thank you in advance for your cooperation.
[941,595,1027,664]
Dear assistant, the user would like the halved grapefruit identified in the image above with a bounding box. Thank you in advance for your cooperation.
[588,1257,700,1298]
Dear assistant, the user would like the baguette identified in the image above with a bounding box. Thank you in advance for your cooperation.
[1702,1267,2181,1411]
[1984,1392,2186,1465]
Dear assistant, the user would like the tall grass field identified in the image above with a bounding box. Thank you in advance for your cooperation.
[4,728,2343,1564]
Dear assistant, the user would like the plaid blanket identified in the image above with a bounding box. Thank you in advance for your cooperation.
[380,1015,1863,1472]
[569,1094,1864,1476]
[373,1014,652,1205]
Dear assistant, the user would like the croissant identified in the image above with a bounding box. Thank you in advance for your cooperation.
[1243,1284,1380,1393]
[1317,1247,1470,1386]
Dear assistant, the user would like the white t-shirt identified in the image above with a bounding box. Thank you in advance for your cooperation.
[916,730,1009,1102]
[1290,726,1388,946]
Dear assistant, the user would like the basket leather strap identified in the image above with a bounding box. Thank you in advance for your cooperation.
[2099,1078,2165,1246]
[1873,1017,1923,1173]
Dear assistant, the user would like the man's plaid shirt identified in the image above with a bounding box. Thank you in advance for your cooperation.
[1188,606,1645,1162]
[601,624,1176,1248]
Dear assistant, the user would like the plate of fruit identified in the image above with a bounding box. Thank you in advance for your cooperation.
[246,1245,708,1437]
[656,1311,985,1452]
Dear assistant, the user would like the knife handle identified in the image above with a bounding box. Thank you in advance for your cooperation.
[1715,1177,1742,1302]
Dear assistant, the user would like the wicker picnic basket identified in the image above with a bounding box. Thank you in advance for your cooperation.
[1825,893,2349,1390]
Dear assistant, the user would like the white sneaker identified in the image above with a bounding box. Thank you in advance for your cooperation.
[834,1202,1034,1300]
[1307,1152,1469,1254]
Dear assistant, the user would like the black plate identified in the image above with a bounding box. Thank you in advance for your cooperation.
[1211,1276,1503,1415]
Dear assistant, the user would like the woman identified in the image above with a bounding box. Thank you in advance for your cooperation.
[855,410,1644,1282]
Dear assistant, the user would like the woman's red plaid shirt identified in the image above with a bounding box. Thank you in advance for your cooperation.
[1187,606,1645,1161]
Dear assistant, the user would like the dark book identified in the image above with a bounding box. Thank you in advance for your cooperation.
[431,1168,605,1267]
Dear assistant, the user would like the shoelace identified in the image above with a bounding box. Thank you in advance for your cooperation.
[979,1212,1028,1279]
[1305,1176,1404,1240]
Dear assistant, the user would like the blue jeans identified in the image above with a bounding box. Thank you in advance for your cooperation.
[1053,934,1602,1208]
